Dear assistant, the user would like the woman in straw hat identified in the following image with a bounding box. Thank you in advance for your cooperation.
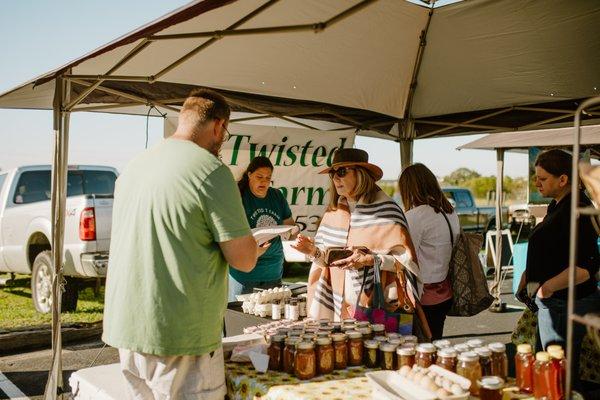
[293,149,429,336]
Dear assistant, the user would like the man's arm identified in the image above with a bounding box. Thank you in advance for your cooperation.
[219,235,258,273]
[537,266,590,298]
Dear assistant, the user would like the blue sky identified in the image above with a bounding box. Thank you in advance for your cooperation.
[0,0,528,179]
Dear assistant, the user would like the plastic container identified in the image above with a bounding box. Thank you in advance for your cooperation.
[515,343,534,393]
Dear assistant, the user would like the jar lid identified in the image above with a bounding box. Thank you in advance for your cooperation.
[316,331,331,338]
[341,324,356,331]
[433,339,451,349]
[316,337,332,345]
[438,347,458,358]
[388,338,403,346]
[374,335,388,342]
[458,351,479,362]
[277,328,290,334]
[357,327,372,335]
[331,321,342,327]
[454,344,470,353]
[286,337,301,345]
[297,341,315,350]
[380,343,397,352]
[386,332,400,339]
[467,339,484,347]
[488,342,506,352]
[475,347,492,357]
[546,344,563,354]
[416,343,436,353]
[478,376,505,390]
[517,343,533,354]
[319,318,330,325]
[331,333,348,342]
[403,335,418,343]
[536,352,551,362]
[364,339,380,349]
[347,330,363,339]
[372,323,385,332]
[343,318,357,324]
[356,321,370,328]
[548,348,565,359]
[271,334,286,342]
[397,346,416,356]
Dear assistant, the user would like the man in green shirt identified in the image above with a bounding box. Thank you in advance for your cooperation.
[103,89,260,399]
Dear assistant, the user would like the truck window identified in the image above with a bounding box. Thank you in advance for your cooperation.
[0,174,7,194]
[454,190,474,208]
[13,170,117,205]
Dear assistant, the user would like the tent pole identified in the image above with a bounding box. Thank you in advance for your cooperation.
[400,139,413,171]
[490,148,505,312]
[44,75,70,400]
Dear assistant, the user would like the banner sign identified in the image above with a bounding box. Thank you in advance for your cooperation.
[222,123,355,235]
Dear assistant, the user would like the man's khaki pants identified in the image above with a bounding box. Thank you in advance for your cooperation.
[118,347,226,400]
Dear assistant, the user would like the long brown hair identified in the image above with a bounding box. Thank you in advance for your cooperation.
[328,167,379,210]
[237,156,274,193]
[398,163,454,213]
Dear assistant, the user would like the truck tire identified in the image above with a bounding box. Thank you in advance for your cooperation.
[31,251,79,313]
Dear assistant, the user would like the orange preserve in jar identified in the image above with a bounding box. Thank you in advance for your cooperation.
[478,376,504,400]
[346,330,364,366]
[488,342,508,380]
[283,337,301,374]
[316,337,334,375]
[436,347,458,372]
[415,343,437,368]
[332,333,348,370]
[515,343,534,393]
[294,341,316,380]
[457,351,482,396]
[396,346,416,369]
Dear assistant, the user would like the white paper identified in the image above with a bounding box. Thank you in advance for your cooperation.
[249,351,270,373]
[252,225,299,245]
[282,240,310,262]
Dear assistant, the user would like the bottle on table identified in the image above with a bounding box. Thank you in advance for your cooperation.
[547,346,566,400]
[534,352,552,400]
[332,333,348,370]
[346,330,364,366]
[283,337,301,374]
[364,339,380,368]
[396,346,416,369]
[515,343,535,394]
[380,342,397,370]
[415,343,437,368]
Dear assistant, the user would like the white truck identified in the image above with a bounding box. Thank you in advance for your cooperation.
[0,165,117,313]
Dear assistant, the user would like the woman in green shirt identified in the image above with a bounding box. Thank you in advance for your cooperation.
[228,156,295,301]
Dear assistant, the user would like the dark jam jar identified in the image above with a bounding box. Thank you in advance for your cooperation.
[475,347,493,377]
[396,346,416,369]
[283,337,301,374]
[268,334,285,371]
[415,343,437,368]
[332,333,348,370]
[294,341,316,380]
[364,339,379,368]
[488,342,508,380]
[371,323,385,337]
[316,337,334,375]
[346,330,364,366]
[380,343,397,370]
[436,347,458,372]
[357,326,373,341]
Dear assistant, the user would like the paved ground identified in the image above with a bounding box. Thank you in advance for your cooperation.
[0,278,521,399]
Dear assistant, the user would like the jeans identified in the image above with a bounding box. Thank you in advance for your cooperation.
[535,290,600,391]
[228,276,282,302]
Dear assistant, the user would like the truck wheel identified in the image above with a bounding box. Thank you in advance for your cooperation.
[31,251,79,313]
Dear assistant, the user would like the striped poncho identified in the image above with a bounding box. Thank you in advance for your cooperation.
[307,189,422,321]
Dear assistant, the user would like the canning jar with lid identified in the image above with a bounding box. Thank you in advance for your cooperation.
[316,337,334,375]
[332,333,348,370]
[403,335,418,346]
[268,334,285,371]
[346,330,364,366]
[283,337,301,374]
[457,351,482,396]
[371,323,385,336]
[364,339,379,368]
[488,342,508,380]
[294,341,316,380]
[415,343,437,368]
[467,339,484,349]
[475,347,493,376]
[380,343,396,370]
[396,346,416,369]
[357,326,373,341]
[432,339,451,351]
[515,343,534,393]
[436,347,458,372]
[478,376,504,400]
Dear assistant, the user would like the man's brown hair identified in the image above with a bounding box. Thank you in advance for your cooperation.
[179,88,231,128]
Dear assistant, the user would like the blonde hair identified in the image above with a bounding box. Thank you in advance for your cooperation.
[178,88,230,130]
[328,167,379,210]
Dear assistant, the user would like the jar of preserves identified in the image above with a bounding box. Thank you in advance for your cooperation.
[467,339,484,350]
[547,347,566,400]
[534,352,551,399]
[364,339,380,368]
[403,335,418,346]
[316,337,334,375]
[371,323,385,336]
[433,339,451,351]
[415,343,437,368]
[283,337,301,374]
[332,333,348,370]
[357,326,373,341]
[478,376,504,400]
[475,347,493,376]
[295,341,316,380]
[373,335,387,344]
[396,346,416,369]
[457,351,482,396]
[488,342,508,380]
[268,334,285,371]
[515,343,534,393]
[346,330,364,366]
[436,347,458,372]
[380,343,396,370]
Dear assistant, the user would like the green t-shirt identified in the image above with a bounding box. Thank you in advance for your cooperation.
[102,139,251,356]
[230,187,292,283]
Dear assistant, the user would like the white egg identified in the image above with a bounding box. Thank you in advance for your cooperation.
[450,383,464,395]
[436,388,451,399]
[413,372,424,383]
[434,375,444,387]
[399,365,411,377]
[427,382,440,393]
[406,370,415,380]
[442,378,453,391]
[419,376,433,388]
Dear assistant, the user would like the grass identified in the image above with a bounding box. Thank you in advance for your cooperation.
[0,274,104,331]
[282,262,310,283]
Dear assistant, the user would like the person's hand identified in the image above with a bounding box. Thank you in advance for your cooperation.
[291,234,315,256]
[536,283,554,299]
[257,241,272,257]
[331,248,375,270]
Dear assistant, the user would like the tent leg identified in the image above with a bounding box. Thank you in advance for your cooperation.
[490,148,505,312]
[399,139,413,171]
[44,76,70,400]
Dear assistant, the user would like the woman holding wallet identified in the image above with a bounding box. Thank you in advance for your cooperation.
[292,149,428,336]
[228,156,296,301]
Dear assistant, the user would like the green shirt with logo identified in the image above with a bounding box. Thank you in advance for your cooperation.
[103,139,251,356]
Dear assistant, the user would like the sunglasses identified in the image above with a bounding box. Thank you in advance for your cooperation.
[329,167,353,179]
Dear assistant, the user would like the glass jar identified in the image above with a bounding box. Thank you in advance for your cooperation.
[283,337,301,374]
[457,351,482,396]
[332,333,348,370]
[316,337,334,375]
[355,321,370,329]
[415,343,437,368]
[387,337,403,348]
[433,339,451,351]
[371,323,385,336]
[343,318,357,325]
[373,335,388,344]
[478,376,504,400]
[488,342,508,380]
[454,343,471,354]
[386,332,400,340]
[268,334,285,371]
[534,352,551,399]
[515,343,534,393]
[380,343,396,370]
[364,339,380,368]
[316,330,331,339]
[403,335,418,346]
[331,321,342,332]
[547,348,566,400]
[357,326,373,341]
[319,318,330,326]
[346,330,364,366]
[396,346,416,369]
[295,341,316,380]
[475,347,493,377]
[436,347,458,372]
[467,339,484,350]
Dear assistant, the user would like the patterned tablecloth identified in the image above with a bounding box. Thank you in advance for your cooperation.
[225,362,378,400]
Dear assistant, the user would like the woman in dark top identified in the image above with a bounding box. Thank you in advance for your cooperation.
[519,149,599,391]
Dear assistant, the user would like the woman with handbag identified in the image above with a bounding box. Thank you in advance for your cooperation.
[518,149,599,392]
[292,149,430,337]
[398,163,460,340]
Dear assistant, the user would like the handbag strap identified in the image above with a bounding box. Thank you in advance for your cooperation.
[439,210,454,247]
[353,257,385,312]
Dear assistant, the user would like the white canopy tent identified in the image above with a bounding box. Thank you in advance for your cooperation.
[0,0,599,398]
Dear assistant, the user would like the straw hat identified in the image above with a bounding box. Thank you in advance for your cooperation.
[319,148,383,181]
